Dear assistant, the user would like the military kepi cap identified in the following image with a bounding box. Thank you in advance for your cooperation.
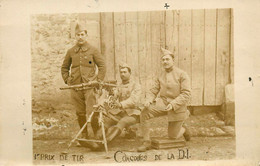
[75,23,87,34]
[119,62,131,73]
[161,47,174,58]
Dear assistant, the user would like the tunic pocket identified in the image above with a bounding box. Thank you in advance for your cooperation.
[82,54,94,67]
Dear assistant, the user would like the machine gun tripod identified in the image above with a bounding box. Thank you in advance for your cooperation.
[68,103,109,152]
[60,80,118,153]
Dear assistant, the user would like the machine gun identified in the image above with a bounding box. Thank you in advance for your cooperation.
[60,80,117,91]
[63,80,119,153]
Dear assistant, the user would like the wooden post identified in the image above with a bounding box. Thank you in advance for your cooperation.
[216,9,231,105]
[138,11,150,100]
[230,9,234,84]
[114,12,127,81]
[204,9,217,105]
[165,10,179,67]
[100,12,116,81]
[191,9,205,106]
[178,10,192,78]
[126,12,139,80]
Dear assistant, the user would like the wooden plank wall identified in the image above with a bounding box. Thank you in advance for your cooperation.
[204,9,217,105]
[71,9,232,106]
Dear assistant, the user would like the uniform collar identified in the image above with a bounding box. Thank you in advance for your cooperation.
[74,42,89,53]
[165,66,174,73]
[121,78,131,85]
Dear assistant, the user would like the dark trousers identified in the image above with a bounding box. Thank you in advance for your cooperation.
[140,103,185,141]
[70,89,97,134]
[103,110,138,131]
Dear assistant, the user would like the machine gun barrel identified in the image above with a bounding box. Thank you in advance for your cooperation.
[60,80,117,90]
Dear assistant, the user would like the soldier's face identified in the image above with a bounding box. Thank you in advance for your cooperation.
[120,68,131,81]
[162,54,174,69]
[76,31,87,45]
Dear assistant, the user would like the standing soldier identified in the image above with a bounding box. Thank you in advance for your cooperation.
[137,48,191,152]
[61,23,106,139]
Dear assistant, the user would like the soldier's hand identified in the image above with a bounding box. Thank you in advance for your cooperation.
[165,104,173,111]
[87,80,96,84]
[115,101,122,108]
[66,76,72,85]
[112,88,118,96]
[144,101,151,108]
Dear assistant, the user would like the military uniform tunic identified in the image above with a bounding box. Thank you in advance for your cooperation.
[146,66,191,121]
[61,42,106,85]
[105,79,141,130]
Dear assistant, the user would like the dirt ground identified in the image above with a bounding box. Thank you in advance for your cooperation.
[33,109,236,165]
[33,136,235,165]
[33,112,235,140]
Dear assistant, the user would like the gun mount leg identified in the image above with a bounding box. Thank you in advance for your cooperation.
[102,124,108,153]
[100,112,108,153]
[68,111,95,149]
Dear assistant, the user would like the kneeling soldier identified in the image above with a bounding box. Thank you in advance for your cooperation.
[137,48,191,152]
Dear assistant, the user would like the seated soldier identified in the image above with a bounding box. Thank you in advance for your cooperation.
[85,63,141,150]
[104,63,141,142]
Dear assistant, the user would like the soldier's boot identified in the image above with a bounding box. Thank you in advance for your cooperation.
[77,115,88,138]
[77,116,99,149]
[86,128,107,151]
[77,140,101,151]
[124,128,137,139]
[91,113,99,135]
[95,128,104,140]
[137,140,151,152]
[183,126,191,141]
[106,126,121,142]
